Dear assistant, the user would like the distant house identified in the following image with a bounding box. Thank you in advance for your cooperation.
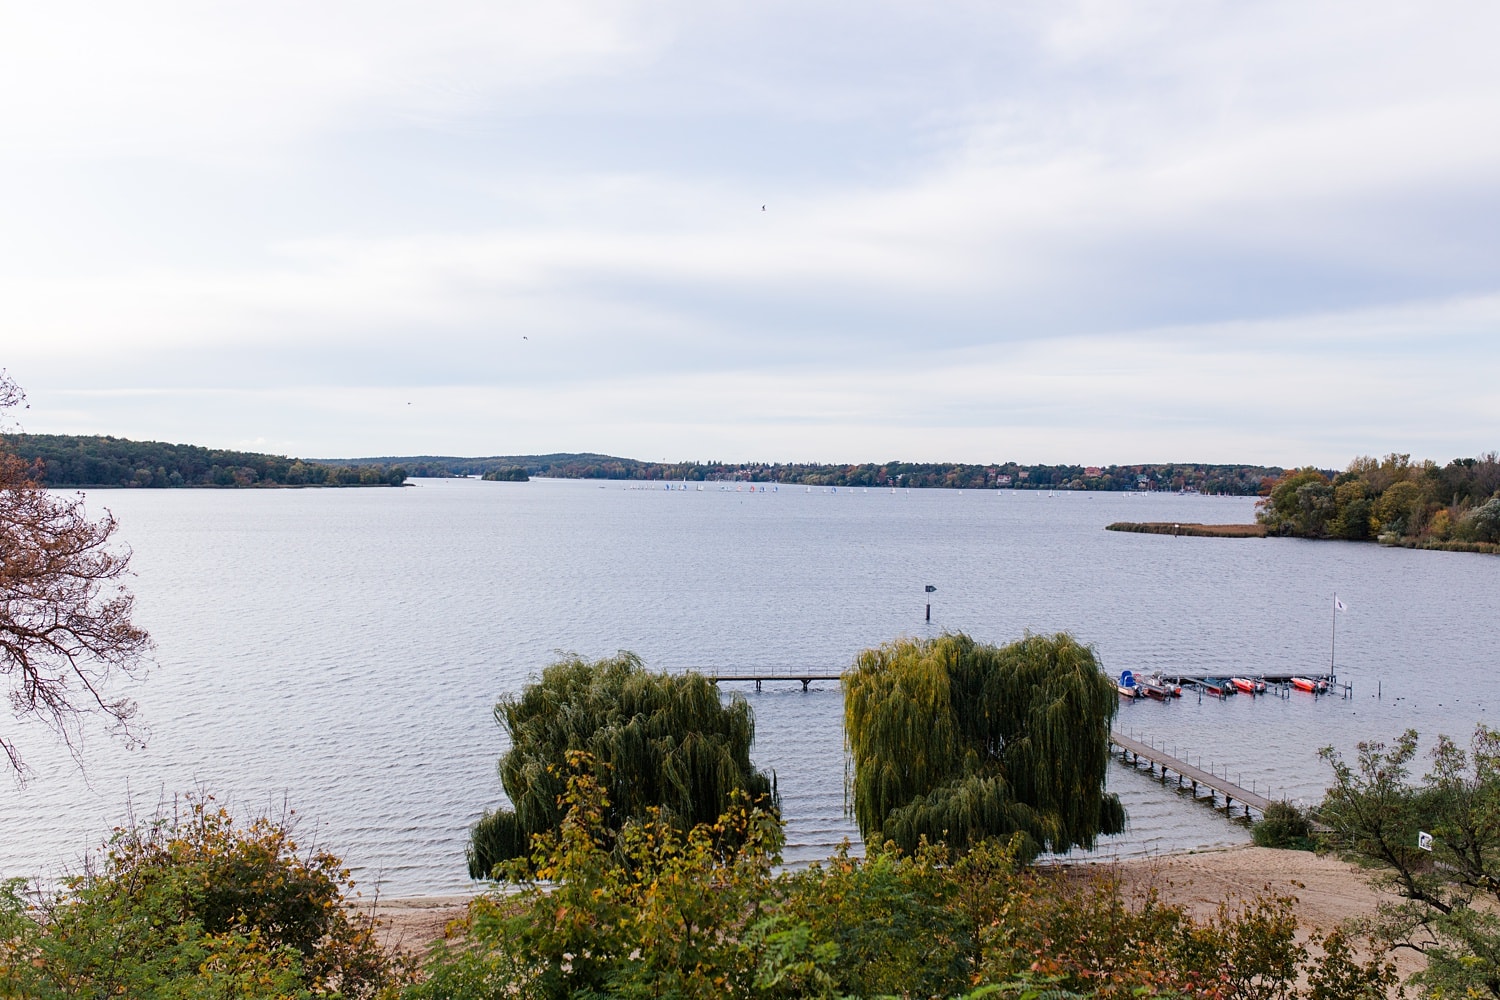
[1085,466,1102,477]
[995,474,1012,486]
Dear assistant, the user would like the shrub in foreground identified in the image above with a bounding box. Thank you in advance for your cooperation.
[1252,801,1316,850]
[415,757,1398,1000]
[0,795,406,999]
[1321,725,1500,999]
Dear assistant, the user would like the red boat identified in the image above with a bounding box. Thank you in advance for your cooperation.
[1231,676,1266,694]
[1290,676,1327,693]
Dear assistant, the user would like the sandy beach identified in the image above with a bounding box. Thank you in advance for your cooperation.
[372,844,1420,979]
[1114,845,1420,979]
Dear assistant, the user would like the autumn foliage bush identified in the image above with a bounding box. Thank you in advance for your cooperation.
[0,795,407,999]
[411,758,1399,1000]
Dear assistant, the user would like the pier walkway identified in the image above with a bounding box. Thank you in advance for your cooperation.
[703,667,843,691]
[1110,731,1271,818]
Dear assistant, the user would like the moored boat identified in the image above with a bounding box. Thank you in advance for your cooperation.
[1142,674,1183,697]
[1136,679,1174,700]
[1117,669,1142,699]
[1230,676,1266,694]
[1289,676,1326,693]
[1201,677,1236,696]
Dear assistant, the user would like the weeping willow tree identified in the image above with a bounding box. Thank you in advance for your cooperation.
[844,632,1125,861]
[467,652,779,878]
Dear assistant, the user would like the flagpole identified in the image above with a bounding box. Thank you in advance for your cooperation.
[1330,593,1337,676]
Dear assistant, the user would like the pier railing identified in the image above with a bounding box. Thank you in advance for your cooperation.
[1110,731,1274,819]
[698,667,845,691]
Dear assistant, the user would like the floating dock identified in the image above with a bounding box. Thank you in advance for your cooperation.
[1142,672,1351,699]
[1152,672,1334,686]
[1110,731,1271,818]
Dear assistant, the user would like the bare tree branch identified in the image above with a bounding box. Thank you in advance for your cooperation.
[1,371,153,777]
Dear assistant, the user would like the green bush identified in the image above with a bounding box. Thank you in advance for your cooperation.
[0,795,406,999]
[1252,801,1316,850]
[415,758,1398,1000]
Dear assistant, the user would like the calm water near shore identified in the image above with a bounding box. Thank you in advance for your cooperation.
[3,478,1497,895]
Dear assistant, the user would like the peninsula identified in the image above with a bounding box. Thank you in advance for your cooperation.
[5,433,408,488]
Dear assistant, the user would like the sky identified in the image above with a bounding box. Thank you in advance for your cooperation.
[2,1,1498,467]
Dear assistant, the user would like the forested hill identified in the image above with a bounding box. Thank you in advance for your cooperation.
[1257,452,1500,551]
[5,434,407,487]
[338,453,1285,494]
[5,434,1289,493]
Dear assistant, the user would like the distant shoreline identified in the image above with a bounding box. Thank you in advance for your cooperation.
[50,482,408,490]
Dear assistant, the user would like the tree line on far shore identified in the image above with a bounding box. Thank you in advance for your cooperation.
[4,433,408,488]
[360,453,1286,494]
[1258,451,1500,552]
[6,435,1292,493]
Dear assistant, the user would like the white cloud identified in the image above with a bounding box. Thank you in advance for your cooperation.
[0,0,660,161]
[23,289,1500,467]
[4,2,1500,462]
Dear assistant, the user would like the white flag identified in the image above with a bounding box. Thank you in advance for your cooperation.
[1334,596,1346,612]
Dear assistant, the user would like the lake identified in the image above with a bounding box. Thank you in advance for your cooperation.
[3,479,1497,895]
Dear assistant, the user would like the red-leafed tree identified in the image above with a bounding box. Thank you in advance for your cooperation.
[0,371,152,774]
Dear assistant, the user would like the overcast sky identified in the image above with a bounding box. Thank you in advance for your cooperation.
[3,2,1497,466]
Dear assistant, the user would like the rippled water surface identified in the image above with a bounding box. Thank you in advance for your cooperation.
[3,480,1497,894]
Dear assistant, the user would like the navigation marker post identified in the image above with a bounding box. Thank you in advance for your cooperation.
[925,584,936,622]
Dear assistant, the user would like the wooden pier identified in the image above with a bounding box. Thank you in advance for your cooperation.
[1110,731,1271,819]
[703,667,844,691]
